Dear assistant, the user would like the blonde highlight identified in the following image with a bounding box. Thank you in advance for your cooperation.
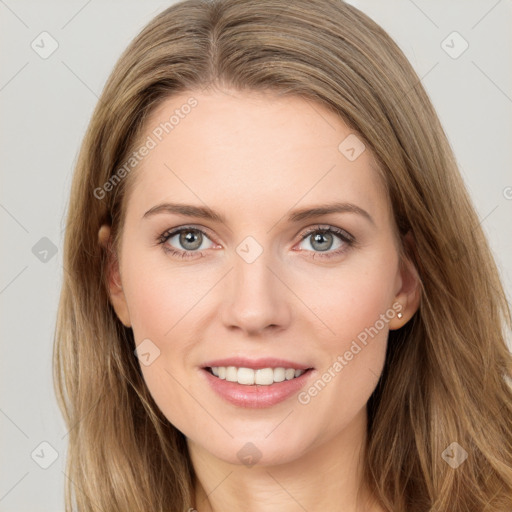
[53,1,512,510]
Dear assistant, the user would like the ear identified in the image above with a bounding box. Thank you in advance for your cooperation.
[388,230,421,330]
[98,224,132,328]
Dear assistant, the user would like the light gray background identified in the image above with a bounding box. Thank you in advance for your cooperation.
[1,1,511,510]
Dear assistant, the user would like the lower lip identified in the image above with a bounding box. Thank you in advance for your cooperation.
[200,368,315,408]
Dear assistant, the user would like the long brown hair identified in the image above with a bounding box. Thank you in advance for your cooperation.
[53,0,512,510]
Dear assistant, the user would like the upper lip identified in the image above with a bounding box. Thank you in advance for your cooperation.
[201,357,313,371]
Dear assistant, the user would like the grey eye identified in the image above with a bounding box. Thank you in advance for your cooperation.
[178,229,203,250]
[299,229,346,253]
[309,231,334,252]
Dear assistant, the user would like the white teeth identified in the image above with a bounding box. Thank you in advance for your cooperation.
[273,367,285,382]
[255,368,274,385]
[209,366,307,385]
[225,366,237,382]
[238,367,255,385]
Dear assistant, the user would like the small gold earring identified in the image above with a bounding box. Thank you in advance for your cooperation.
[397,312,403,319]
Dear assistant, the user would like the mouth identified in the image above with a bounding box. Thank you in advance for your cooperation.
[203,366,314,386]
[200,361,317,408]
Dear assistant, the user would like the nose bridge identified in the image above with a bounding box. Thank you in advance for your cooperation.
[234,241,275,296]
[220,235,291,334]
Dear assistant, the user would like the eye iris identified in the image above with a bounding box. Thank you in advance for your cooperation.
[311,231,333,252]
[169,228,342,253]
[180,229,202,250]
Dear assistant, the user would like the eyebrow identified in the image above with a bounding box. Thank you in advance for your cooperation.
[142,201,375,226]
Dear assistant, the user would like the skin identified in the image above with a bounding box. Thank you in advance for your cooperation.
[98,87,420,512]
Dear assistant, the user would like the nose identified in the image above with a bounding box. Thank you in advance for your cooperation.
[219,247,292,336]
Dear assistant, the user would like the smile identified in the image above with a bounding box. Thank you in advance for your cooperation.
[207,366,309,386]
[201,365,316,408]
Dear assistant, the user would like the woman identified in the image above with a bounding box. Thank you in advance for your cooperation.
[53,0,512,510]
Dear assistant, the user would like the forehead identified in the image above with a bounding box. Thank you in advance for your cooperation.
[124,88,389,225]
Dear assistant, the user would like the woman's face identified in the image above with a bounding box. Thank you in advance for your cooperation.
[102,88,419,467]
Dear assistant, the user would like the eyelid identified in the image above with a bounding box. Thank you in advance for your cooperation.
[157,223,356,258]
[298,224,355,243]
[158,224,218,244]
[159,223,354,244]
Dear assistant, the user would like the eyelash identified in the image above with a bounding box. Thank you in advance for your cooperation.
[156,224,356,261]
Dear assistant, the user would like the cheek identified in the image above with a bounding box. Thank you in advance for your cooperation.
[294,252,397,404]
[121,249,207,339]
[295,250,399,345]
[120,254,204,431]
[123,241,398,361]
